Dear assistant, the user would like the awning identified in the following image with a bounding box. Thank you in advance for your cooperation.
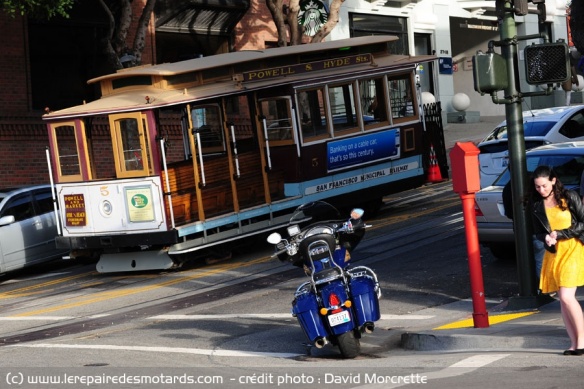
[155,0,250,36]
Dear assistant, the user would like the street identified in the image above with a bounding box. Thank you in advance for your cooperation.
[0,180,581,388]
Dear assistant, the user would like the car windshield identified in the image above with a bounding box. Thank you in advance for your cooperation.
[493,154,584,188]
[483,121,556,141]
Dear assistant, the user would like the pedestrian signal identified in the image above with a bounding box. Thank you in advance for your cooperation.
[524,42,570,85]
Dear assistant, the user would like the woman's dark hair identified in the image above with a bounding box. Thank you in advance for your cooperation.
[531,165,568,210]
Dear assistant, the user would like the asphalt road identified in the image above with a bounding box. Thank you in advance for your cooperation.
[2,179,576,389]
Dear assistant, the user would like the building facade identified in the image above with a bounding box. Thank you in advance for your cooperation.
[0,0,575,186]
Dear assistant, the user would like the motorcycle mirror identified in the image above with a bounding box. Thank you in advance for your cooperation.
[350,208,364,220]
[267,232,282,244]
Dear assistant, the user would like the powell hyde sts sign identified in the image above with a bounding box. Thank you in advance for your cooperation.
[239,54,372,82]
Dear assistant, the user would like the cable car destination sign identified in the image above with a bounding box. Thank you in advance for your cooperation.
[240,53,373,82]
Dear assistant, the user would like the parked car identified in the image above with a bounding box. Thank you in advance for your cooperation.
[478,105,584,188]
[0,185,68,274]
[475,142,584,259]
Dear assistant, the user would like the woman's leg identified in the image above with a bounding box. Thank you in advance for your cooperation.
[558,287,584,350]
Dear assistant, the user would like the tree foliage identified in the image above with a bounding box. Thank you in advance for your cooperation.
[265,0,345,46]
[1,0,75,19]
[1,0,156,70]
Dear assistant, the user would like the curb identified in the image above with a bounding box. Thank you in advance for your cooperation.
[399,298,572,352]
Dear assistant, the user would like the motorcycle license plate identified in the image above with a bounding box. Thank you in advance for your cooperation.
[328,310,350,326]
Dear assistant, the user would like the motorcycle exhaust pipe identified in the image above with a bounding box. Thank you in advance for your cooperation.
[314,337,328,349]
[363,322,375,334]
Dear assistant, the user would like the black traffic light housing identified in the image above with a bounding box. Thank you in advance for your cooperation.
[524,41,570,85]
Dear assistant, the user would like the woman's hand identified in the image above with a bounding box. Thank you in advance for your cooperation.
[545,232,557,246]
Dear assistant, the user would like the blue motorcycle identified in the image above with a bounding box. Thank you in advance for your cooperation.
[267,201,381,358]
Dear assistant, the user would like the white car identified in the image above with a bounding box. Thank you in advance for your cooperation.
[0,185,68,274]
[476,142,584,259]
[478,105,584,188]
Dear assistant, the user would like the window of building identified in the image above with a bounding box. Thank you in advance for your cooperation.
[349,13,409,55]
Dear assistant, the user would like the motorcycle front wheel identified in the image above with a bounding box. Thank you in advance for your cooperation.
[336,330,361,359]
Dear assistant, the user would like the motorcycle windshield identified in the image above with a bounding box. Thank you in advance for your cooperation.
[289,201,342,226]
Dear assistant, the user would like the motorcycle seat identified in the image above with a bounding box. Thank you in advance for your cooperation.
[313,267,342,284]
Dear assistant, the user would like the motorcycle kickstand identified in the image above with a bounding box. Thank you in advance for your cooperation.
[301,343,313,356]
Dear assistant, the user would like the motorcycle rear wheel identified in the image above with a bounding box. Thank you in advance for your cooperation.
[337,331,360,359]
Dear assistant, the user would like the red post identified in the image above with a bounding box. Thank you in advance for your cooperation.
[450,142,489,328]
[460,192,489,328]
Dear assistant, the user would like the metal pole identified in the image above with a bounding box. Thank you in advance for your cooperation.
[460,192,489,328]
[498,0,537,297]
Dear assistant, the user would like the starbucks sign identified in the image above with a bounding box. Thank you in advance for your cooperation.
[298,0,328,37]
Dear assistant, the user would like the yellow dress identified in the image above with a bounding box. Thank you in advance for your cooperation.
[539,204,584,293]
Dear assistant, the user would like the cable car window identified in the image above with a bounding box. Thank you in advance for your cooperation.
[259,97,294,143]
[328,82,359,134]
[109,113,150,178]
[52,123,81,178]
[359,77,388,127]
[191,105,225,154]
[389,74,416,120]
[297,88,330,141]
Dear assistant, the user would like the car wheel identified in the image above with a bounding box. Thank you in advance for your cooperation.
[488,243,516,260]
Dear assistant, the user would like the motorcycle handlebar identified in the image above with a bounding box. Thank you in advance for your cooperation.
[270,248,288,258]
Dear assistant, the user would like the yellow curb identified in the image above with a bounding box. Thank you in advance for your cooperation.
[433,311,538,330]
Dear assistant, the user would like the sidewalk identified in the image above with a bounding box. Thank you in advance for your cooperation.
[401,292,584,353]
[443,115,505,150]
[401,115,581,354]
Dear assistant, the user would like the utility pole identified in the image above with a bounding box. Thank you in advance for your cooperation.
[473,0,570,307]
[498,0,536,300]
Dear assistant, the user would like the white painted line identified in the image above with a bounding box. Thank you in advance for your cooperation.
[449,354,510,368]
[0,313,434,322]
[380,314,435,320]
[0,314,110,321]
[0,272,72,284]
[354,354,510,389]
[0,316,75,321]
[148,313,435,321]
[150,313,293,320]
[11,343,301,359]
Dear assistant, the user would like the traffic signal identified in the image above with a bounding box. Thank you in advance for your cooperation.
[524,42,570,85]
[472,51,508,94]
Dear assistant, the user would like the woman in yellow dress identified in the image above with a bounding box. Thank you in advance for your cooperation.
[530,165,584,355]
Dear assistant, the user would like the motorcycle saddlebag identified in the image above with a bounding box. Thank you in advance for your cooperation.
[292,292,327,342]
[349,276,381,326]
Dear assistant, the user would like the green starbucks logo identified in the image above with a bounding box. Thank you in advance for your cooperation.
[298,0,328,37]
